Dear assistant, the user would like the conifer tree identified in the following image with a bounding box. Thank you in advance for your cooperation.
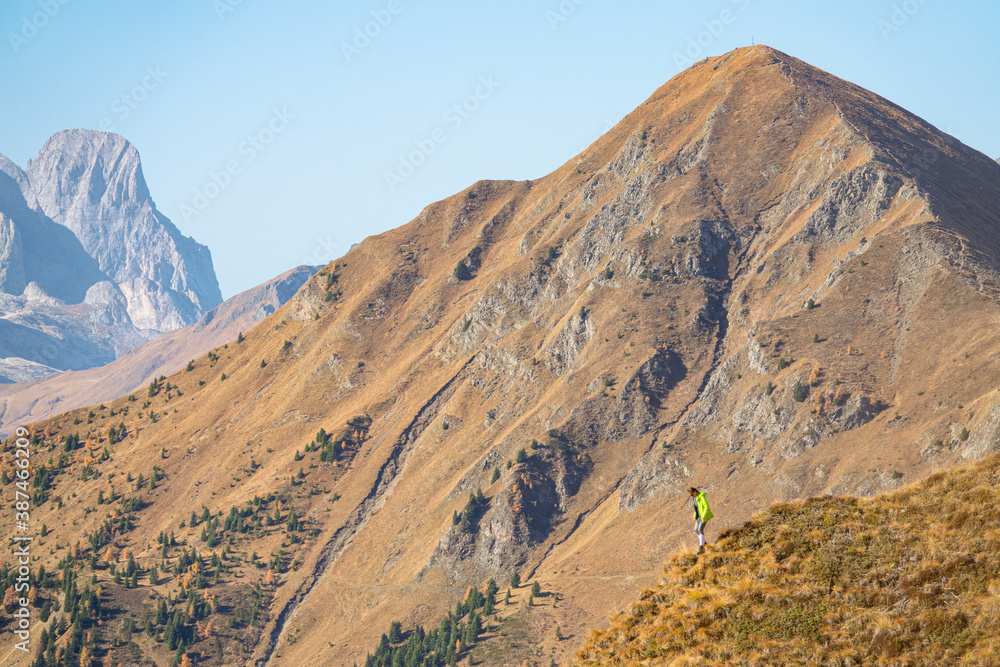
[793,380,807,402]
[156,599,168,626]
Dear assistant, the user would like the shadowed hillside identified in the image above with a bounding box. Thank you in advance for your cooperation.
[2,46,1000,666]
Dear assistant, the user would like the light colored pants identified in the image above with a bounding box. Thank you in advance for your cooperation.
[695,518,706,546]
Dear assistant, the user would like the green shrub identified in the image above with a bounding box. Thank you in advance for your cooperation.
[793,380,806,402]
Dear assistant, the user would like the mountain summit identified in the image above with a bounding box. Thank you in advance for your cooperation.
[4,47,1000,666]
[0,130,222,379]
[22,130,222,329]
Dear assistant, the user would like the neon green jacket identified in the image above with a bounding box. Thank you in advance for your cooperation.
[694,492,713,523]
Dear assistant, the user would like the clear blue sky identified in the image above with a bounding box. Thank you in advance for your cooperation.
[1,0,997,299]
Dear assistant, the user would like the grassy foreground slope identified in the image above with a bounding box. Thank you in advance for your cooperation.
[577,454,1000,666]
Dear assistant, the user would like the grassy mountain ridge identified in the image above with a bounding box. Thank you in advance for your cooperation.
[577,453,1000,666]
[3,45,1000,666]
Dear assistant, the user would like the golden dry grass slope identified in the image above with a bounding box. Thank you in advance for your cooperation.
[2,45,1000,667]
[577,454,1000,666]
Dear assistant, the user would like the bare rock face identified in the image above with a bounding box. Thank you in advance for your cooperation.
[0,130,222,380]
[0,356,60,384]
[0,154,107,303]
[25,130,222,329]
[0,213,24,295]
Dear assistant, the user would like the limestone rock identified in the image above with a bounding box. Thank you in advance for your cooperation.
[25,130,222,329]
[0,130,223,379]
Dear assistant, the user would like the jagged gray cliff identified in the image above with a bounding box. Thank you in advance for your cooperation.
[0,130,223,381]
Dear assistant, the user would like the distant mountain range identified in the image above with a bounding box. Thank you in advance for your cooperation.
[0,264,316,435]
[0,130,222,381]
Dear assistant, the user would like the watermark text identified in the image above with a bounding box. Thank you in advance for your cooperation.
[7,0,72,53]
[878,0,931,40]
[672,0,752,70]
[546,0,589,30]
[98,66,168,133]
[341,0,404,61]
[11,426,33,652]
[180,108,294,222]
[384,76,500,191]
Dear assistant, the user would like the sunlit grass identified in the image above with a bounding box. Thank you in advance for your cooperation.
[577,453,1000,665]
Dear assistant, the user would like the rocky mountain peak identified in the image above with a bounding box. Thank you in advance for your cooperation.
[27,129,152,220]
[7,47,1000,666]
[0,153,36,211]
[24,129,222,330]
[0,130,224,379]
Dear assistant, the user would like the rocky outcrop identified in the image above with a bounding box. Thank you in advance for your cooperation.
[25,130,222,329]
[615,348,686,432]
[0,213,23,295]
[544,310,594,375]
[426,454,563,584]
[0,130,223,380]
[0,154,108,303]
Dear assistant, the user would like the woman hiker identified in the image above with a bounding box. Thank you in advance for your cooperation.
[689,487,713,554]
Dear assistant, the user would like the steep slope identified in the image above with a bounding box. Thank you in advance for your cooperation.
[0,154,108,303]
[24,130,222,330]
[577,453,1000,665]
[0,265,317,435]
[0,131,223,380]
[2,46,1000,667]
